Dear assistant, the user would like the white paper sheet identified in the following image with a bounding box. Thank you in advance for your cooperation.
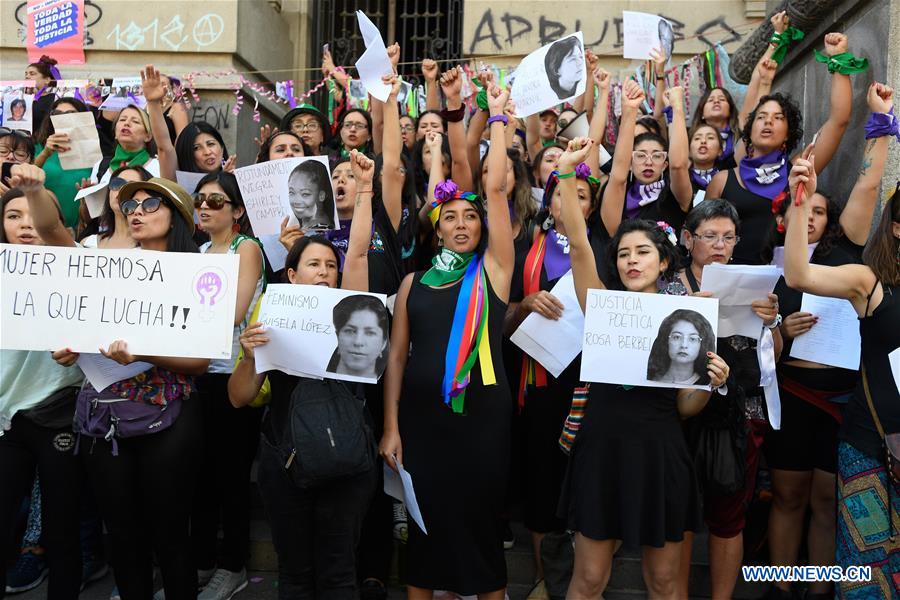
[74,179,109,218]
[383,461,427,534]
[789,294,862,370]
[354,11,393,102]
[889,348,900,394]
[700,263,781,339]
[76,353,153,392]
[175,170,207,195]
[622,11,673,60]
[50,112,102,170]
[770,243,817,270]
[510,271,584,378]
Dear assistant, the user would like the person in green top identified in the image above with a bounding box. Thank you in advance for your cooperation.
[33,96,94,228]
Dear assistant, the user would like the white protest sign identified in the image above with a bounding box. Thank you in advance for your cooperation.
[0,244,238,359]
[581,289,718,389]
[254,284,389,384]
[98,77,146,111]
[790,294,862,370]
[700,263,781,339]
[76,353,153,392]
[510,32,585,118]
[1,91,34,132]
[175,170,207,195]
[623,11,674,61]
[51,111,103,170]
[355,11,393,102]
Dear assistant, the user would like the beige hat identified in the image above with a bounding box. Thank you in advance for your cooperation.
[118,177,194,232]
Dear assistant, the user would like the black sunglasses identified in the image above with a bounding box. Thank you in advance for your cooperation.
[192,192,232,210]
[120,196,164,216]
[108,177,128,191]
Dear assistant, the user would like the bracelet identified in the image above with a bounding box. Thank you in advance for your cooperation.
[441,106,466,123]
[765,313,783,330]
[476,89,489,111]
[487,114,509,126]
[556,171,576,179]
[769,26,805,64]
[864,108,900,142]
[656,74,666,81]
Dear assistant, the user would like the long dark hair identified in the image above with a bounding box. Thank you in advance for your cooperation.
[85,165,153,242]
[174,121,229,172]
[646,309,715,384]
[164,198,200,253]
[606,219,680,290]
[255,131,311,164]
[691,86,740,135]
[34,97,89,146]
[28,55,58,85]
[195,170,253,236]
[741,93,803,156]
[1,188,64,243]
[862,184,900,286]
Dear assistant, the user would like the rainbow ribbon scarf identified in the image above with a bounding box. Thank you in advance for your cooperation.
[422,249,496,413]
[518,232,549,408]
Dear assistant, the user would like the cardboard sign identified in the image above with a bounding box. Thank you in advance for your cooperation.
[0,244,239,359]
[254,284,390,384]
[581,289,718,389]
[27,0,85,65]
[510,32,586,118]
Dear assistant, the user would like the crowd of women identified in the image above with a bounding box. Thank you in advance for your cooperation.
[1,14,898,600]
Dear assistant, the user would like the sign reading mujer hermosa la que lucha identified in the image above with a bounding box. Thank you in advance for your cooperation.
[0,244,239,360]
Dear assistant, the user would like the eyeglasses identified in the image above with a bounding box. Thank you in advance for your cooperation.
[121,196,164,216]
[632,150,668,164]
[342,122,368,131]
[693,232,740,246]
[0,145,30,162]
[108,177,129,191]
[192,192,232,210]
[669,333,702,344]
[292,122,320,133]
[399,125,415,133]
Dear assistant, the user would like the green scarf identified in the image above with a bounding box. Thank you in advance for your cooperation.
[421,249,475,286]
[769,26,805,64]
[110,145,150,171]
[814,50,869,75]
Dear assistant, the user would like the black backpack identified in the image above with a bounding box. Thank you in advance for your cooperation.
[277,378,376,489]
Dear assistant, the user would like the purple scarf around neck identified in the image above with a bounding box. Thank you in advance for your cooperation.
[690,167,718,190]
[739,149,788,200]
[544,228,572,281]
[719,125,734,160]
[325,218,352,270]
[625,178,666,218]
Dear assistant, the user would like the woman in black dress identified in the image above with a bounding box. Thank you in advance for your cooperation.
[554,137,731,598]
[378,84,516,599]
[783,153,900,598]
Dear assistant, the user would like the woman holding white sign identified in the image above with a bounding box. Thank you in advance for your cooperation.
[783,149,900,598]
[554,137,730,598]
[228,150,377,599]
[49,178,209,600]
[378,83,515,599]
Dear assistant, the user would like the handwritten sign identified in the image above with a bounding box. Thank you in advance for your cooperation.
[510,32,585,118]
[254,284,390,384]
[622,11,674,60]
[581,289,718,389]
[0,244,238,359]
[27,0,85,64]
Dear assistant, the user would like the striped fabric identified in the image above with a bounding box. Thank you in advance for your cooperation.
[559,385,589,454]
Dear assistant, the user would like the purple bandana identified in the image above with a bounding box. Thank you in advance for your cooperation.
[625,178,666,218]
[690,167,718,190]
[738,149,788,200]
[719,125,734,160]
[864,108,900,142]
[326,219,352,270]
[544,229,572,281]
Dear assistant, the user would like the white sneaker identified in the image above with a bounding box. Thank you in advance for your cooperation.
[198,568,216,588]
[197,568,248,600]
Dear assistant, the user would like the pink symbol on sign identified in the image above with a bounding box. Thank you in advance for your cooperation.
[195,271,224,306]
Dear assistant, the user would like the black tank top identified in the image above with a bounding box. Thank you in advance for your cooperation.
[839,283,900,459]
[721,169,778,265]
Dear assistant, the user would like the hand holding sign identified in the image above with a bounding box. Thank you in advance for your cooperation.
[279,216,305,253]
[751,293,780,327]
[99,340,138,366]
[379,430,403,472]
[44,132,72,154]
[52,347,79,367]
[239,321,268,360]
[706,352,730,389]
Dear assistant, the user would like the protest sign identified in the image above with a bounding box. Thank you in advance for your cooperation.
[175,170,207,195]
[1,92,34,132]
[700,263,781,338]
[98,77,146,111]
[27,0,85,65]
[51,111,102,170]
[789,294,862,370]
[254,284,390,384]
[556,111,589,142]
[510,32,585,118]
[0,244,239,359]
[581,289,718,389]
[355,11,393,102]
[622,11,674,61]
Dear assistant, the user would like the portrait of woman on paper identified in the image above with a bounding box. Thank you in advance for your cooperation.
[646,309,715,385]
[288,159,335,232]
[544,36,585,101]
[8,99,28,122]
[326,294,390,381]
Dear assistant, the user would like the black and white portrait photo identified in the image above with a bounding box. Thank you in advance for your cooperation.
[658,19,675,62]
[646,309,716,386]
[326,294,390,381]
[288,160,336,232]
[544,36,585,101]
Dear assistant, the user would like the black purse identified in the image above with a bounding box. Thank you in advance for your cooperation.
[689,381,747,496]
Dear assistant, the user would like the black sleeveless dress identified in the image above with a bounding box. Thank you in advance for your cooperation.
[721,169,783,265]
[399,271,512,594]
[558,382,702,548]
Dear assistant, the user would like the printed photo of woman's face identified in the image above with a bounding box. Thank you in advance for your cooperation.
[335,307,387,377]
[288,170,321,221]
[10,100,26,120]
[557,46,584,91]
[667,320,702,366]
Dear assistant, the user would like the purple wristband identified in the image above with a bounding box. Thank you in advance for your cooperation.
[864,108,900,142]
[487,114,509,126]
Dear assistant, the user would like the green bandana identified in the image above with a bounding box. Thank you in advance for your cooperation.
[421,249,475,286]
[110,145,150,171]
[769,26,805,64]
[814,50,869,74]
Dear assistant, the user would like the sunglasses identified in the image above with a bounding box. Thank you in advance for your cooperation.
[192,192,232,210]
[108,177,128,191]
[121,196,164,216]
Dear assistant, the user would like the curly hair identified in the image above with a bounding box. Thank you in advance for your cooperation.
[762,188,842,264]
[605,219,681,290]
[646,309,715,385]
[741,93,803,156]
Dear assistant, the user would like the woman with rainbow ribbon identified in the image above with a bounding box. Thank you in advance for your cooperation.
[379,83,516,599]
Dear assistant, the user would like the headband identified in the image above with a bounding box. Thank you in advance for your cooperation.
[541,163,601,210]
[428,179,481,226]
